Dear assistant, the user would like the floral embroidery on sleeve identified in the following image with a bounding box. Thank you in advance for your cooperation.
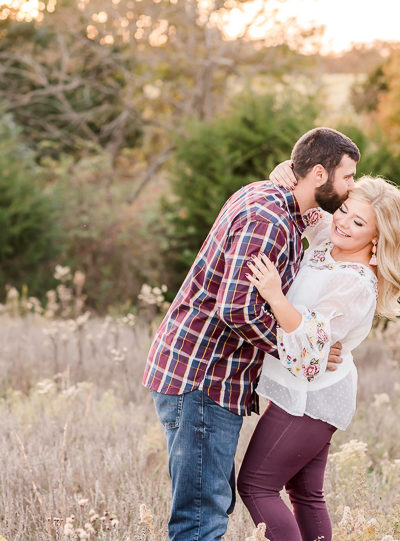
[277,309,330,382]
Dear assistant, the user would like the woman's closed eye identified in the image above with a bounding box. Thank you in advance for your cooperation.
[339,206,363,226]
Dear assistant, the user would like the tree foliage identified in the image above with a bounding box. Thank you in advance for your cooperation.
[376,50,400,148]
[350,63,388,113]
[0,0,321,162]
[322,41,397,74]
[336,124,400,185]
[348,45,400,152]
[0,2,142,160]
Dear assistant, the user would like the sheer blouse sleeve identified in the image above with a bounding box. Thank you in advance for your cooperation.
[277,272,376,382]
[302,208,333,249]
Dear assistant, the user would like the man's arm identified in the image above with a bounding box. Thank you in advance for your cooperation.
[216,219,290,352]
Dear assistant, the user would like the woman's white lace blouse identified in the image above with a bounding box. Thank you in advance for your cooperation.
[256,208,377,430]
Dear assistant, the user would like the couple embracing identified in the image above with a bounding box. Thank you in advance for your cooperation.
[143,128,400,541]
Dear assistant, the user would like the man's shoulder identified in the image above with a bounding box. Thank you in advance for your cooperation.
[239,180,282,198]
[232,181,293,226]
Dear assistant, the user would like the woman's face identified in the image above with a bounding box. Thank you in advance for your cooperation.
[330,197,378,253]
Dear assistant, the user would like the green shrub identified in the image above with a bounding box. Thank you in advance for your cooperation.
[336,124,400,184]
[0,115,59,297]
[44,151,167,311]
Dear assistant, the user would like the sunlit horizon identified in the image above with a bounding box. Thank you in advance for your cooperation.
[221,0,400,53]
[1,0,400,54]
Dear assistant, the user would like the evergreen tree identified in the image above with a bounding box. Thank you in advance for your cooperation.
[0,115,59,296]
[337,124,400,183]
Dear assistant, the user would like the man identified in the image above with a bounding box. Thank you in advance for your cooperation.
[143,127,360,541]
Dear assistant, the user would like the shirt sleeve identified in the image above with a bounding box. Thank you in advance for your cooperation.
[277,273,376,382]
[302,208,333,249]
[217,219,291,352]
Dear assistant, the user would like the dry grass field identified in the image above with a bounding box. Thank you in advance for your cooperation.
[0,286,400,540]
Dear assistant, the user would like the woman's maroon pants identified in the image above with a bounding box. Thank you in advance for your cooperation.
[237,402,337,541]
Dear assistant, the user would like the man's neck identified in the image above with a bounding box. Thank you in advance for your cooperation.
[292,182,318,215]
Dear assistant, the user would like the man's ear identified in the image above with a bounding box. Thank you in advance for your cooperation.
[312,164,329,187]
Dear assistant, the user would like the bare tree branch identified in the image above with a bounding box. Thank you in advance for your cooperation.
[128,144,174,204]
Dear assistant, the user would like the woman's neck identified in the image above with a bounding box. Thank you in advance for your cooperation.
[330,244,376,273]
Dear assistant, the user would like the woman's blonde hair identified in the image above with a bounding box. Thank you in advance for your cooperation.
[349,175,400,318]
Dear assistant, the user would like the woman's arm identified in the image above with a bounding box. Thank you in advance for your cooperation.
[247,254,328,382]
[247,255,376,382]
[269,160,297,190]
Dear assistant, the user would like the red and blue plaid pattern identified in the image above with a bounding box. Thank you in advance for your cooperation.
[143,182,306,415]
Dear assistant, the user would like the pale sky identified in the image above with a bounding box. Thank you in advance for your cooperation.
[223,0,400,53]
[2,0,400,53]
[277,0,400,53]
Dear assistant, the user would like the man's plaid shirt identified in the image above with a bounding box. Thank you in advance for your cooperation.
[143,182,306,415]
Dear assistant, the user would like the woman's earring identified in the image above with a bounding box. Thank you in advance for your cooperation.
[369,239,378,266]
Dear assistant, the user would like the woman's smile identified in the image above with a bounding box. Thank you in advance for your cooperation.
[334,225,351,238]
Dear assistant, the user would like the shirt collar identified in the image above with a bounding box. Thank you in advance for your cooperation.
[274,186,306,234]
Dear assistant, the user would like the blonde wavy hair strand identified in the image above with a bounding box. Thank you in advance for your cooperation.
[349,175,400,319]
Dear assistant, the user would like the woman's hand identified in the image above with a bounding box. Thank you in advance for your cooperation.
[269,160,297,190]
[246,254,283,304]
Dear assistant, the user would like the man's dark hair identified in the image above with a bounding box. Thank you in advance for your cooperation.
[291,127,360,179]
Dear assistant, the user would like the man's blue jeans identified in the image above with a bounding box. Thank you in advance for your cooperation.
[151,389,243,541]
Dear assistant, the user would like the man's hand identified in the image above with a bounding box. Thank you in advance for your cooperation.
[327,341,343,371]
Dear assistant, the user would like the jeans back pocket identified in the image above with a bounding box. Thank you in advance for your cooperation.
[151,391,184,430]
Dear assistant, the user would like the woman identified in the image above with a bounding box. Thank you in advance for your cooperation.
[237,172,400,541]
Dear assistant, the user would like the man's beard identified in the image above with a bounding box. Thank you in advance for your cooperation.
[315,173,348,214]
